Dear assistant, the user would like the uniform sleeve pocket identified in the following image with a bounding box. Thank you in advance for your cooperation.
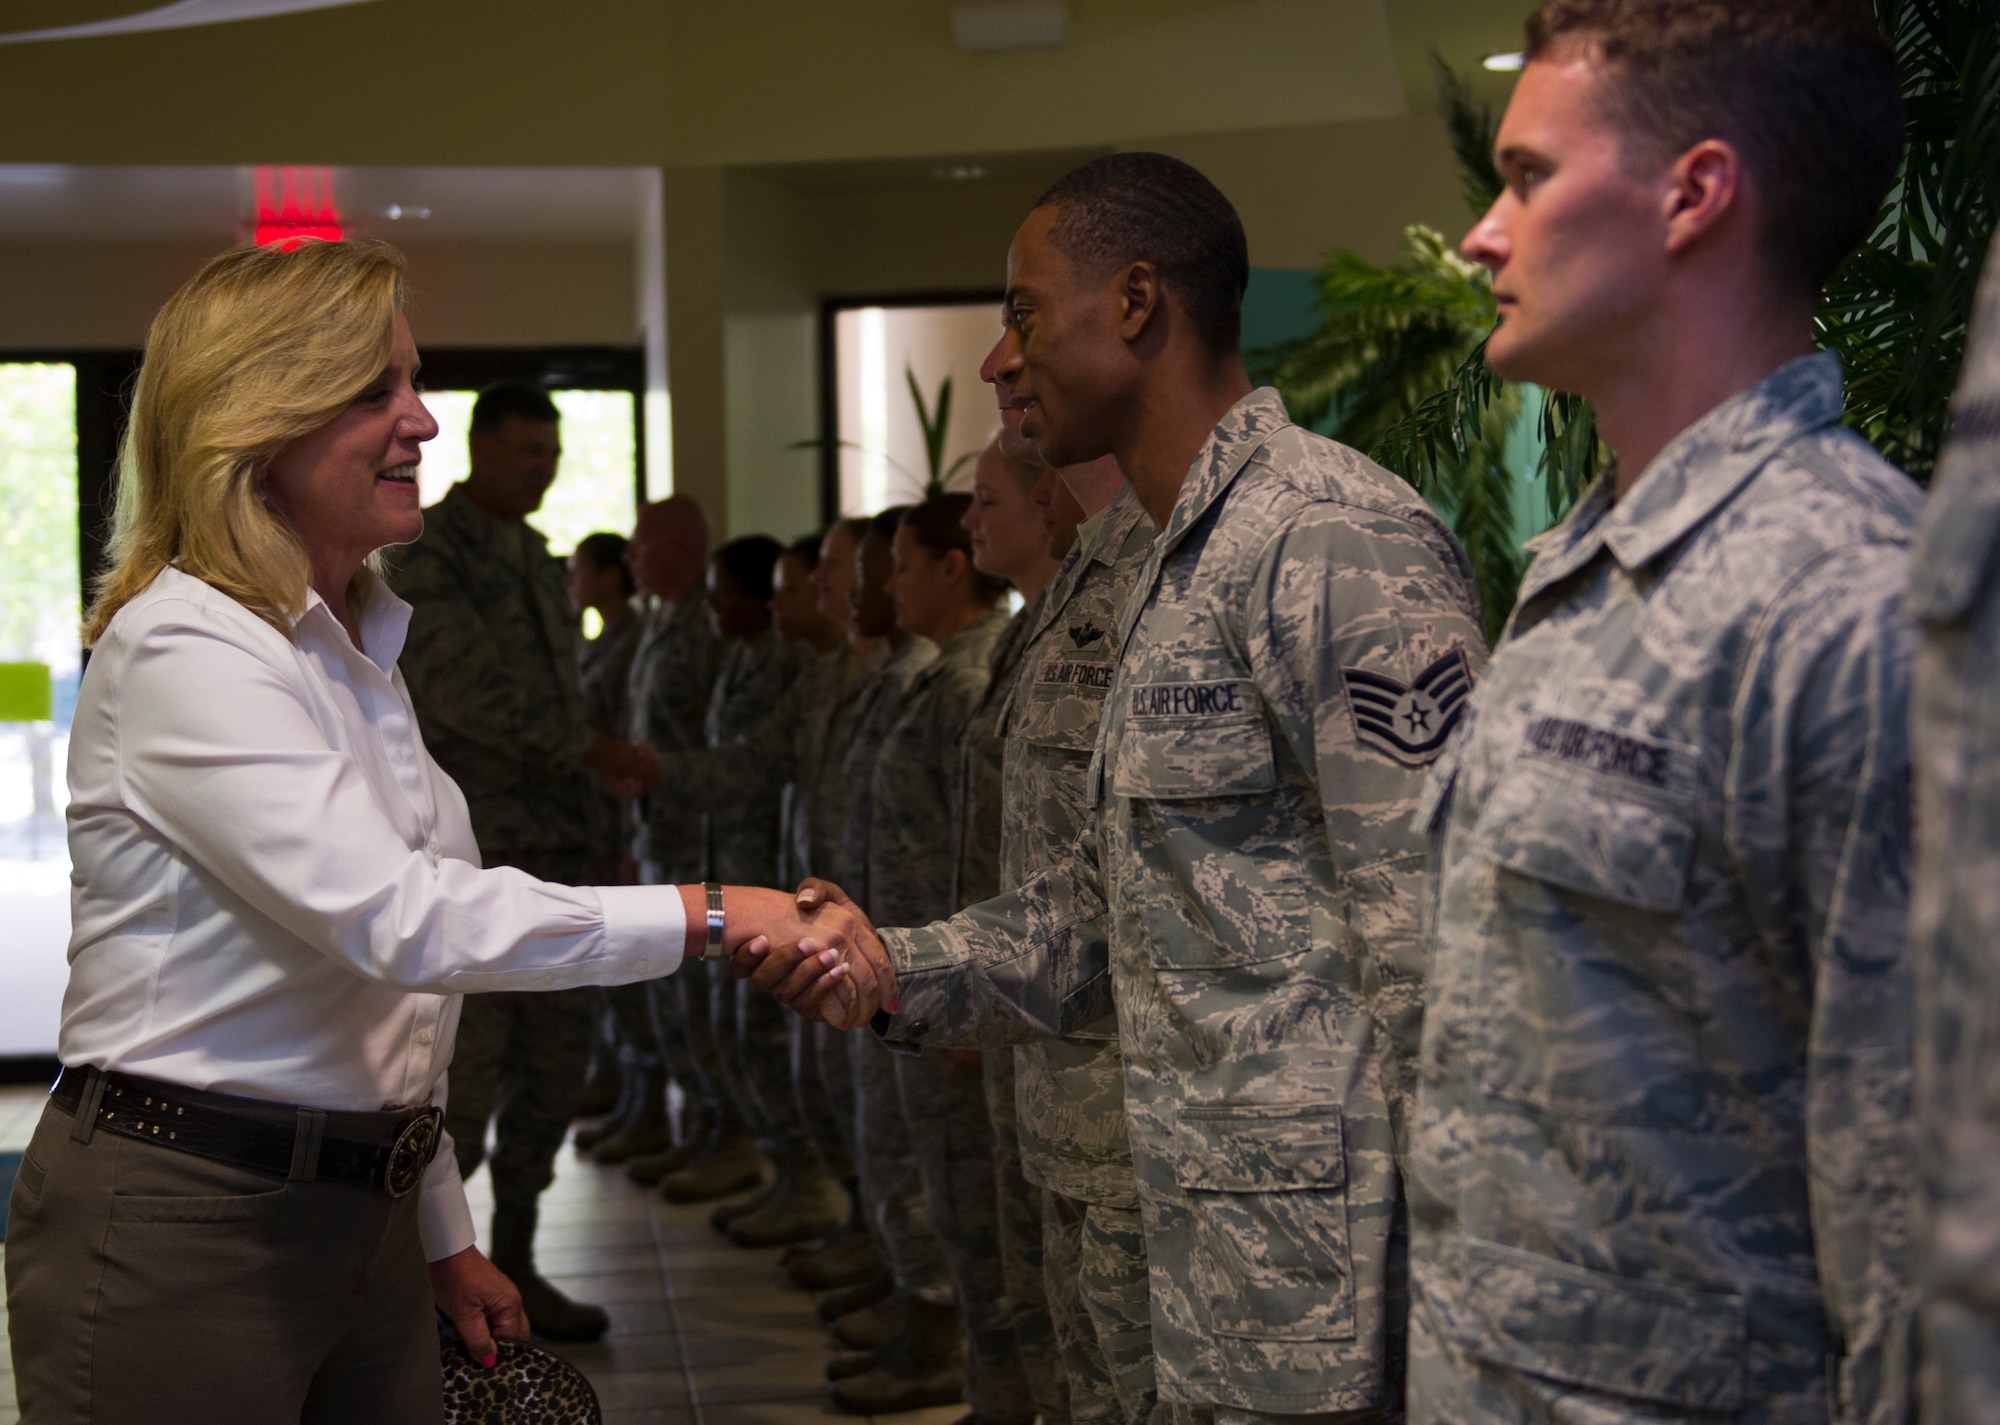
[1449,1237,1746,1411]
[1171,1104,1356,1342]
[1479,761,1695,913]
[1113,703,1274,801]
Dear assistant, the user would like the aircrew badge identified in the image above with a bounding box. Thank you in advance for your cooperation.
[1340,650,1473,766]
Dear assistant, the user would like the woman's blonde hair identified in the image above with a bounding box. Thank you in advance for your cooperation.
[82,239,408,644]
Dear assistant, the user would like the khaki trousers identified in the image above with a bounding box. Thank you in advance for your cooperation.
[6,1095,439,1424]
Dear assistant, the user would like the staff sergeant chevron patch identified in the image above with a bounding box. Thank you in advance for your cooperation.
[1341,650,1473,765]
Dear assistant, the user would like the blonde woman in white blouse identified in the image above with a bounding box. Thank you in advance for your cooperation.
[3,240,862,1425]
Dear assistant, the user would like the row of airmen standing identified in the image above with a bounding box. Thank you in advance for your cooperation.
[741,5,2000,1424]
[378,372,1152,1419]
[380,1,2000,1418]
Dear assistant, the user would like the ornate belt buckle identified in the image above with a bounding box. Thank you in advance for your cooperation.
[385,1107,442,1198]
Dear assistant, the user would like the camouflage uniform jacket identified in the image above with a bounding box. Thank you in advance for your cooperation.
[800,643,891,886]
[866,607,1009,930]
[1910,238,2000,1425]
[627,593,723,880]
[648,642,887,886]
[1409,353,1921,1425]
[840,635,938,917]
[578,606,643,871]
[1000,487,1154,1208]
[387,484,594,860]
[950,596,1043,912]
[876,389,1487,1413]
[700,627,812,886]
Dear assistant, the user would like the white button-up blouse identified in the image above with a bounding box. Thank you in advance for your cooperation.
[61,566,685,1258]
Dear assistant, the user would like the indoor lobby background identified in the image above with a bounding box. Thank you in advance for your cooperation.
[0,0,1533,1065]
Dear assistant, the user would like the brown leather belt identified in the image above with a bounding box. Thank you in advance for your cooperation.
[52,1065,442,1198]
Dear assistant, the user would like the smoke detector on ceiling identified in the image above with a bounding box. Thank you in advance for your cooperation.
[952,2,1069,52]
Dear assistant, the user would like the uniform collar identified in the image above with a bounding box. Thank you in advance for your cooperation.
[1515,352,1846,607]
[437,481,549,555]
[1155,387,1291,563]
[1115,388,1289,657]
[1028,484,1147,647]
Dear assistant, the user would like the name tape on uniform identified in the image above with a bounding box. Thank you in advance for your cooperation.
[1128,680,1254,719]
[1037,659,1115,690]
[1520,716,1680,790]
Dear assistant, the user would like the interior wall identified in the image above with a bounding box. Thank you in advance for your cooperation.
[723,172,818,542]
[0,237,638,350]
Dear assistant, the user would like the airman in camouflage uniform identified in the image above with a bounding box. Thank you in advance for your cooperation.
[1912,235,2000,1425]
[842,627,953,1351]
[1409,354,1922,1424]
[689,614,818,1208]
[1000,486,1158,1425]
[954,596,1068,1425]
[866,390,1487,1418]
[868,602,1037,1424]
[625,550,725,1166]
[570,540,646,1124]
[390,466,622,1340]
[649,636,887,1232]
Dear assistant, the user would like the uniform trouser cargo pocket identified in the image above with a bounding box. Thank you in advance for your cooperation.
[1173,1103,1356,1342]
[1448,1236,1748,1412]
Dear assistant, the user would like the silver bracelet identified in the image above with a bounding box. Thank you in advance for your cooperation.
[703,881,726,960]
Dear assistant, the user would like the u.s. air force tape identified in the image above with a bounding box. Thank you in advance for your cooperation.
[1340,650,1473,766]
[1036,658,1114,689]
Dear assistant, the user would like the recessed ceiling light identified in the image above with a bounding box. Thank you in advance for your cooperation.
[382,204,431,220]
[933,164,987,182]
[1482,51,1526,71]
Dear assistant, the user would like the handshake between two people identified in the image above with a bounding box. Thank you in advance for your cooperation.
[719,880,899,1030]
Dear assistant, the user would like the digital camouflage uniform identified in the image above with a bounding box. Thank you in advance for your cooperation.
[578,604,643,878]
[873,605,1035,1425]
[955,600,1071,1425]
[654,641,888,1185]
[1912,237,2000,1425]
[842,635,950,1305]
[876,390,1486,1418]
[794,644,889,1184]
[627,594,724,1122]
[1409,353,1921,1425]
[698,628,814,1172]
[386,484,602,1209]
[578,606,649,1099]
[998,487,1159,1425]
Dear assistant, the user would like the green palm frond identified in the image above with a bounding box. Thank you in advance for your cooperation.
[1248,226,1496,446]
[1816,0,2000,481]
[1431,49,1504,216]
[1370,344,1524,642]
[1535,390,1602,522]
[906,366,956,496]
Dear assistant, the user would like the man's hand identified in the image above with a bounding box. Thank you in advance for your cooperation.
[734,879,899,1027]
[583,735,659,797]
[430,1245,529,1368]
[702,885,874,1024]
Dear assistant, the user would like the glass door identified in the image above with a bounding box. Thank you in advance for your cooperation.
[0,362,80,1056]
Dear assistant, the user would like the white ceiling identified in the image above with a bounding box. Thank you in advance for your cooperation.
[0,164,653,241]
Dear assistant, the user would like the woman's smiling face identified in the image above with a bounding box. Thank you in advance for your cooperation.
[263,312,437,575]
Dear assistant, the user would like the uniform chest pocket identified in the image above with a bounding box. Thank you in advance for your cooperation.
[1469,749,1705,1127]
[1172,1103,1355,1343]
[1010,657,1115,754]
[1111,681,1274,800]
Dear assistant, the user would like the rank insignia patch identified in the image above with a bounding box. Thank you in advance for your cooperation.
[1342,651,1473,765]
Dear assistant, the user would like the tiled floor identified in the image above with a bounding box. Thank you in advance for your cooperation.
[0,1085,957,1425]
